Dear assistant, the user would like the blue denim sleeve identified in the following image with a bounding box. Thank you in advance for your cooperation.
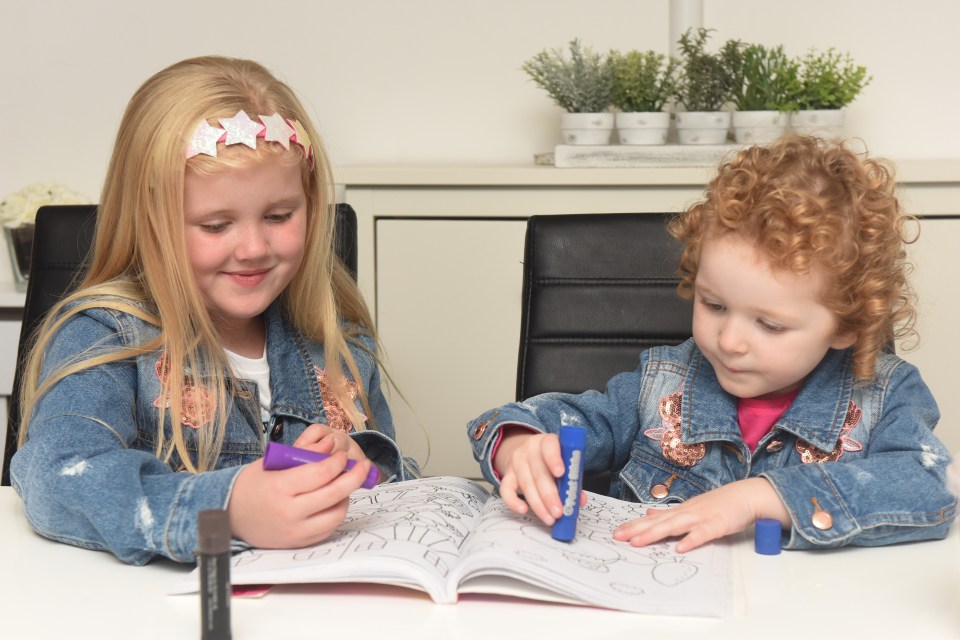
[762,361,957,548]
[11,312,242,565]
[350,332,421,481]
[467,354,648,488]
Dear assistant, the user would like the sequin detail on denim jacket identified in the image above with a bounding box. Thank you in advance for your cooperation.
[315,367,367,433]
[796,400,864,463]
[151,354,215,430]
[643,388,706,467]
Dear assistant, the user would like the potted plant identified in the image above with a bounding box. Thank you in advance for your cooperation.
[522,39,614,145]
[608,49,679,145]
[729,43,800,144]
[0,183,90,291]
[791,48,871,137]
[673,28,739,144]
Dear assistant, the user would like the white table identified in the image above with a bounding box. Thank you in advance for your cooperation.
[2,487,958,639]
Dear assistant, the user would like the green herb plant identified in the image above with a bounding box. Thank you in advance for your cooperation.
[674,28,738,112]
[608,49,679,113]
[521,39,613,113]
[730,43,801,111]
[794,48,871,110]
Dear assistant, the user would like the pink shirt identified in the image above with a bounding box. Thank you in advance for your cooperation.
[737,389,799,452]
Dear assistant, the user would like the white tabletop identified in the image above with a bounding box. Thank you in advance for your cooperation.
[2,486,958,640]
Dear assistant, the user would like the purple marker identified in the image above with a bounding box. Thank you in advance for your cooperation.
[262,441,379,489]
[551,426,587,542]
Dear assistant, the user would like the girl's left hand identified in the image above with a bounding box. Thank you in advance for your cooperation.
[294,423,366,462]
[612,477,789,553]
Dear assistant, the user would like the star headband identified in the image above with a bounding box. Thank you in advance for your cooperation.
[186,109,314,163]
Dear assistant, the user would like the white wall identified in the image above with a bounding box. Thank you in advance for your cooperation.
[2,0,959,201]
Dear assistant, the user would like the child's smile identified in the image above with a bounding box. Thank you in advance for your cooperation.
[183,157,307,354]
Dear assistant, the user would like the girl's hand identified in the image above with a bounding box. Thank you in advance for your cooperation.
[227,452,372,549]
[494,430,570,525]
[612,477,790,553]
[294,423,365,461]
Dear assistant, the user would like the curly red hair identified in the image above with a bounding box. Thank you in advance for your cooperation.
[668,135,917,381]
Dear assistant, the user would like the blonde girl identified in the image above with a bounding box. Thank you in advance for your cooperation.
[12,56,419,564]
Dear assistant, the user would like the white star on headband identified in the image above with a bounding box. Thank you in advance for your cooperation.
[291,120,313,158]
[186,120,226,158]
[218,110,264,149]
[259,113,295,150]
[186,109,314,162]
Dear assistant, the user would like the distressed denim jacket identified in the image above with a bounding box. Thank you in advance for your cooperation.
[468,339,956,549]
[12,302,420,564]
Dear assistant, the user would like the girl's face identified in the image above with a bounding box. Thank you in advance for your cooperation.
[692,233,856,399]
[183,158,307,353]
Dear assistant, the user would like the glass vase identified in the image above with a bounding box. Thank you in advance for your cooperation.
[4,223,34,292]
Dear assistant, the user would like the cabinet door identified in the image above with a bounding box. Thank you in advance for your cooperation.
[903,217,960,455]
[0,317,20,395]
[376,218,527,478]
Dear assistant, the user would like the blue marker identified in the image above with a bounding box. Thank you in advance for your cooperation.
[551,426,587,542]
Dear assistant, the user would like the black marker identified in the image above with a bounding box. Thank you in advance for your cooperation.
[198,509,232,640]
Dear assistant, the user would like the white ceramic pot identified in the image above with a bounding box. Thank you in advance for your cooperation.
[615,112,670,145]
[732,110,789,145]
[560,112,614,145]
[675,111,731,145]
[790,109,844,138]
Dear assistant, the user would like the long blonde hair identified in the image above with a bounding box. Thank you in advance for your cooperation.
[19,56,378,472]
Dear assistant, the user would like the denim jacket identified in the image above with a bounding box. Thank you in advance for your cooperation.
[12,302,420,564]
[468,339,956,549]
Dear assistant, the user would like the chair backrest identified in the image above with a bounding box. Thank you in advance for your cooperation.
[1,203,360,486]
[517,213,693,400]
[515,213,693,493]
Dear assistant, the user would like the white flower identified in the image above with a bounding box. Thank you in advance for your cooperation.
[0,183,91,228]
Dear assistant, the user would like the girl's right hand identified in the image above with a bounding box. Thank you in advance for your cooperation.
[494,431,567,526]
[227,451,371,549]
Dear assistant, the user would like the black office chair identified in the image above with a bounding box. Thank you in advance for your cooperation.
[515,213,694,493]
[1,202,359,486]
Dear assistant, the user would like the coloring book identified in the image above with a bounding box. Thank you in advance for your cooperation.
[172,476,732,616]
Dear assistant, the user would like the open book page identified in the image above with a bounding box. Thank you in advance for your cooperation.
[170,476,491,602]
[170,476,732,616]
[454,490,733,616]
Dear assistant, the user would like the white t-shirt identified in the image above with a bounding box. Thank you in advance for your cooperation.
[224,347,272,424]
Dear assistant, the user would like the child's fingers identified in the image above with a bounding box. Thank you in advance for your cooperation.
[673,529,711,554]
[289,462,371,543]
[296,456,369,511]
[515,464,564,525]
[539,433,566,478]
[518,483,554,525]
[615,507,717,551]
[293,423,333,449]
[498,475,529,515]
[612,509,672,544]
[280,451,354,498]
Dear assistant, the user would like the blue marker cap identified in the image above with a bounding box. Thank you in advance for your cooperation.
[551,426,587,542]
[754,518,782,555]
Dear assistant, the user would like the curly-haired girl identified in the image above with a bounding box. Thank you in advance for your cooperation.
[467,135,955,551]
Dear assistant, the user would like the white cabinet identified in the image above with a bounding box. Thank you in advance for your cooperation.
[376,219,526,477]
[341,162,960,478]
[904,217,960,454]
[0,291,26,473]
